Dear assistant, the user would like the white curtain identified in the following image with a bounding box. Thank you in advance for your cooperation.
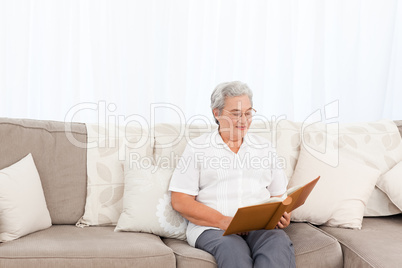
[1,0,401,124]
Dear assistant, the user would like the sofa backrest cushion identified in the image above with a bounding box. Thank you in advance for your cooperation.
[0,118,87,224]
[395,120,402,138]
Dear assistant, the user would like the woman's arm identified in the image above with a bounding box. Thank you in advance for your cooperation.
[171,191,233,231]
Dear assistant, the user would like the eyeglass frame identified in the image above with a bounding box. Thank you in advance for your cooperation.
[221,108,257,120]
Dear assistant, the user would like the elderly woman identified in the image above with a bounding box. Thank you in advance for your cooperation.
[169,81,295,268]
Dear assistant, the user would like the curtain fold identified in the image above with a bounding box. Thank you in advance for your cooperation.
[1,0,401,123]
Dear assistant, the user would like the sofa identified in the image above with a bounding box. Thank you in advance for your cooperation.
[1,117,402,268]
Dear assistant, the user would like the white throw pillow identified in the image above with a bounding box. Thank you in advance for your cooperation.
[0,154,52,242]
[115,156,187,240]
[289,144,380,229]
[377,161,402,210]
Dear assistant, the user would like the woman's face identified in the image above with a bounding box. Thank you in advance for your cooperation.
[214,95,253,141]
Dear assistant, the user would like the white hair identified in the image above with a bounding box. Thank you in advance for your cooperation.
[210,81,253,124]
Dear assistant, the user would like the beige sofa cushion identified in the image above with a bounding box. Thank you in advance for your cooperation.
[284,223,343,268]
[163,238,217,268]
[0,225,175,268]
[320,214,402,268]
[0,118,87,224]
[394,120,402,137]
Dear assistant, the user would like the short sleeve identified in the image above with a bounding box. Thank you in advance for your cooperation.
[267,163,288,197]
[168,144,200,196]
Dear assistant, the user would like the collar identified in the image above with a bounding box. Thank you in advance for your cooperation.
[211,128,251,150]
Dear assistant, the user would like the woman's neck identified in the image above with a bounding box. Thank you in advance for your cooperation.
[219,131,243,153]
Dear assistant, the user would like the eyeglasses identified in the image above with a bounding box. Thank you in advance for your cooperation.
[221,108,256,120]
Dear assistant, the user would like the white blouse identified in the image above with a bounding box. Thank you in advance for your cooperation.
[169,129,288,247]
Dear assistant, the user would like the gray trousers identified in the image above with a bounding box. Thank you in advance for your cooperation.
[195,229,295,268]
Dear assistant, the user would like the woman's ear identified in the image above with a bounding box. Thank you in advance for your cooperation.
[213,108,220,120]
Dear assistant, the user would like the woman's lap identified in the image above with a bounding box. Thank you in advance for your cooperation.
[195,229,295,268]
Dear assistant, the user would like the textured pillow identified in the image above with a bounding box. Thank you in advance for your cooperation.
[377,161,402,210]
[77,124,151,226]
[300,120,402,216]
[289,144,380,229]
[115,156,187,240]
[0,154,52,242]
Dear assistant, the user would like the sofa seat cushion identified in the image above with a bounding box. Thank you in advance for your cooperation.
[320,214,402,268]
[284,222,343,268]
[0,225,175,268]
[163,223,342,268]
[163,238,217,268]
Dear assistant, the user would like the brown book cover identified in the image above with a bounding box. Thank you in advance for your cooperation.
[223,176,320,236]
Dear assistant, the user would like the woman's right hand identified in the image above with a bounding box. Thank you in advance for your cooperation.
[218,216,233,231]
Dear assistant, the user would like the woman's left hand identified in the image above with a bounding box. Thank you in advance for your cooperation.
[276,212,291,229]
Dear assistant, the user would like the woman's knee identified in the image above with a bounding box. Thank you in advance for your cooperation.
[248,230,295,267]
[197,231,249,254]
[215,235,249,252]
[197,232,253,268]
[274,230,294,252]
[249,229,293,250]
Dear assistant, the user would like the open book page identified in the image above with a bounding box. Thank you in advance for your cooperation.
[243,185,303,207]
[249,196,285,206]
[284,185,302,197]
